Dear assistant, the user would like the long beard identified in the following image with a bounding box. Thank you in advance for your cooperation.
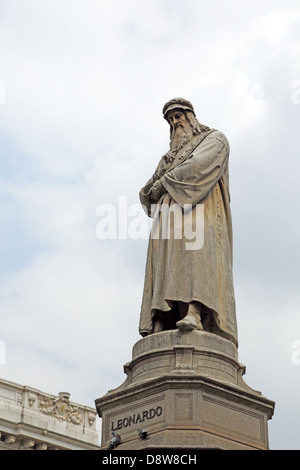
[170,125,193,151]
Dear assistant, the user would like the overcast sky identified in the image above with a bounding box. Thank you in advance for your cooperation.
[0,0,299,450]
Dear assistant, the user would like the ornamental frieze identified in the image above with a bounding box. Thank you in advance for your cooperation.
[38,392,83,425]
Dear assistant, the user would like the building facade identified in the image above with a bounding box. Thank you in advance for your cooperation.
[0,378,99,450]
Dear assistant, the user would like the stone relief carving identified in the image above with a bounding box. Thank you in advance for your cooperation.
[28,393,36,407]
[88,412,96,427]
[38,392,83,425]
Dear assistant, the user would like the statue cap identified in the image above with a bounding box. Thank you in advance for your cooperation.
[162,98,195,120]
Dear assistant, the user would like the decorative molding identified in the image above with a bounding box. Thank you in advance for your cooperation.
[88,412,96,427]
[28,393,36,407]
[38,392,83,425]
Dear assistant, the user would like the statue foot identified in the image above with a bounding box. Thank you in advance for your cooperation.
[176,312,203,332]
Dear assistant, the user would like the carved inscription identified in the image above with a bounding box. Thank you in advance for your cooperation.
[111,406,163,432]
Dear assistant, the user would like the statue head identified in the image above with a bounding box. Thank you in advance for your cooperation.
[162,97,211,150]
[162,97,196,119]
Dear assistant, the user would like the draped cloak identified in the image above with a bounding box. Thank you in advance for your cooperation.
[139,130,238,346]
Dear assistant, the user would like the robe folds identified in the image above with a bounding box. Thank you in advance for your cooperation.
[139,130,238,347]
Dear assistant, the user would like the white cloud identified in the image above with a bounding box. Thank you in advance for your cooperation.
[254,7,300,44]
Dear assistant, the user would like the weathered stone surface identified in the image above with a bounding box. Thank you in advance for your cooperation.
[95,331,275,450]
[95,98,275,451]
[139,98,237,347]
[0,378,99,450]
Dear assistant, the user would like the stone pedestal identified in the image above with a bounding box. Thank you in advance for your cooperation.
[95,331,275,450]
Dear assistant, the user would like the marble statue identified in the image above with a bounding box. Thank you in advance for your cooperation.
[139,98,238,346]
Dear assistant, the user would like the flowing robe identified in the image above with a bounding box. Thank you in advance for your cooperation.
[139,130,238,346]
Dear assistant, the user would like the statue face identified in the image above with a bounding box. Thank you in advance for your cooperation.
[166,109,189,130]
[167,109,193,150]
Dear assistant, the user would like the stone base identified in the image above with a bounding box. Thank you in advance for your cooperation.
[95,331,275,450]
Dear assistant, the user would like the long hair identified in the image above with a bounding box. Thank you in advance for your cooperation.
[185,111,212,135]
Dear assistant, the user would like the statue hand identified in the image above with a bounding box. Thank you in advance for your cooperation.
[164,150,176,163]
[151,179,166,201]
[154,150,176,179]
